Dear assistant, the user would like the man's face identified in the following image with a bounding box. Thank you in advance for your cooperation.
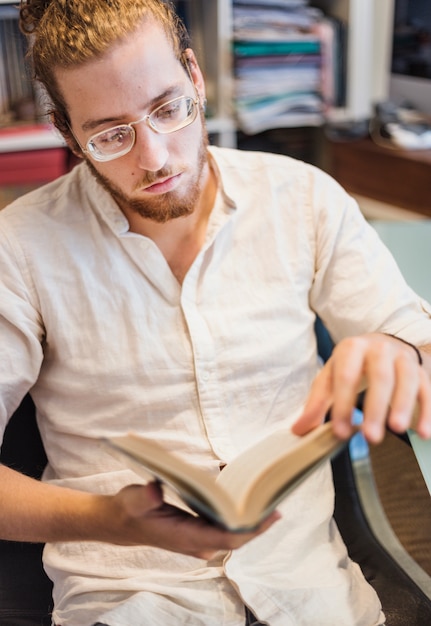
[56,21,209,223]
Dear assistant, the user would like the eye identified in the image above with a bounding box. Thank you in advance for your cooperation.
[155,99,183,121]
[97,126,131,146]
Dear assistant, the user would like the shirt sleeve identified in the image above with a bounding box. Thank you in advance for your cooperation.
[307,168,431,346]
[0,221,44,433]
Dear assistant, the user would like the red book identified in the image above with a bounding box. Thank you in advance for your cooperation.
[0,148,68,185]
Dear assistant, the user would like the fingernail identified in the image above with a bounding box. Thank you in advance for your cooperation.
[333,421,352,439]
[365,422,383,443]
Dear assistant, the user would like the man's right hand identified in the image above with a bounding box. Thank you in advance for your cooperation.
[105,482,281,559]
[0,466,279,559]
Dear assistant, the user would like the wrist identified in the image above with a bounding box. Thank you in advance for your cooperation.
[84,483,164,546]
[384,333,423,365]
[45,490,115,543]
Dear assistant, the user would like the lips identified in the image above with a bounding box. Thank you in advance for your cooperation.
[143,173,181,194]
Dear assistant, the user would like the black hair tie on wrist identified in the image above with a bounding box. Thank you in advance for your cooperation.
[385,334,423,366]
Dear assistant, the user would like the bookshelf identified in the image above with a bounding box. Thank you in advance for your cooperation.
[0,0,67,208]
[0,0,395,142]
[182,1,236,147]
[0,0,65,151]
[184,0,395,146]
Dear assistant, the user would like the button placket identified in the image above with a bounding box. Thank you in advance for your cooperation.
[180,265,235,462]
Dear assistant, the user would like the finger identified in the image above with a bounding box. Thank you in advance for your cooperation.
[329,337,368,439]
[189,510,282,557]
[120,482,164,517]
[191,510,281,557]
[126,499,280,559]
[360,342,397,443]
[292,364,333,435]
[386,352,420,436]
[193,511,282,559]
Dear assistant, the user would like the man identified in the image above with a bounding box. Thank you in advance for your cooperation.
[1,1,430,624]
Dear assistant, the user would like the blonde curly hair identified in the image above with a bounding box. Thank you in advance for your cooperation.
[19,0,191,146]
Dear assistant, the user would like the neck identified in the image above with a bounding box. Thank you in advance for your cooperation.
[123,160,217,283]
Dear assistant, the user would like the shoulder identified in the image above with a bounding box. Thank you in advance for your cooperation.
[209,144,302,173]
[208,145,344,194]
[208,145,351,223]
[0,162,98,234]
[1,162,84,214]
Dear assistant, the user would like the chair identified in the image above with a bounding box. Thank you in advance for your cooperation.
[315,316,431,623]
[332,442,431,624]
[1,386,431,625]
[0,395,53,626]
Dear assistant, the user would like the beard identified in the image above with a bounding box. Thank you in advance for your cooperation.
[85,124,209,224]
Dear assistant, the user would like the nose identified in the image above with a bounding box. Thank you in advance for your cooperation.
[133,122,169,172]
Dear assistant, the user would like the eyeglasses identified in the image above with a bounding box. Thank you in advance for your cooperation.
[83,94,200,162]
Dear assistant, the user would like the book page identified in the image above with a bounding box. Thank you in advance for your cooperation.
[218,422,346,519]
[216,428,296,497]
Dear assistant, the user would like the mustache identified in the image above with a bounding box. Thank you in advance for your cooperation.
[133,167,174,192]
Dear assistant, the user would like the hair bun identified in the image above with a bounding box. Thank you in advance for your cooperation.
[19,0,56,34]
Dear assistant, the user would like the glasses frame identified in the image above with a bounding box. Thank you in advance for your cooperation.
[82,93,200,162]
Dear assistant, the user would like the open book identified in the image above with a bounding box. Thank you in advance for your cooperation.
[105,422,351,532]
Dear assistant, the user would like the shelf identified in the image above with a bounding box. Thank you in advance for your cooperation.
[0,125,66,153]
[1,1,390,153]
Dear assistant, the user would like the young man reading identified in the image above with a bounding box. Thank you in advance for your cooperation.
[1,1,431,624]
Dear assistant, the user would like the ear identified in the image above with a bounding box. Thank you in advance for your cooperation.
[63,134,85,160]
[50,112,84,160]
[183,48,206,105]
[64,140,85,161]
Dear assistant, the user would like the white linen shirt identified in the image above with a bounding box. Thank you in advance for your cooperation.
[1,146,431,626]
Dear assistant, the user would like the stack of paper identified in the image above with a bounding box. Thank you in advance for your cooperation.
[233,1,330,134]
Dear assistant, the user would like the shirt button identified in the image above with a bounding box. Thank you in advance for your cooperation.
[201,371,210,383]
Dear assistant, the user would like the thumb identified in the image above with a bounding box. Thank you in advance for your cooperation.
[118,482,164,517]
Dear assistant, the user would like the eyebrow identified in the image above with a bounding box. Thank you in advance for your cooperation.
[80,85,183,133]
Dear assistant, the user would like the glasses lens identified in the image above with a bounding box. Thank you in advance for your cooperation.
[149,96,196,133]
[84,96,197,161]
[87,125,135,161]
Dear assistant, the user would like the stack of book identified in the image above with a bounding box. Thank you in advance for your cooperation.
[232,0,341,134]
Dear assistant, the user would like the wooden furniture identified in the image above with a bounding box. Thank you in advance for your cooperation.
[327,137,431,218]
